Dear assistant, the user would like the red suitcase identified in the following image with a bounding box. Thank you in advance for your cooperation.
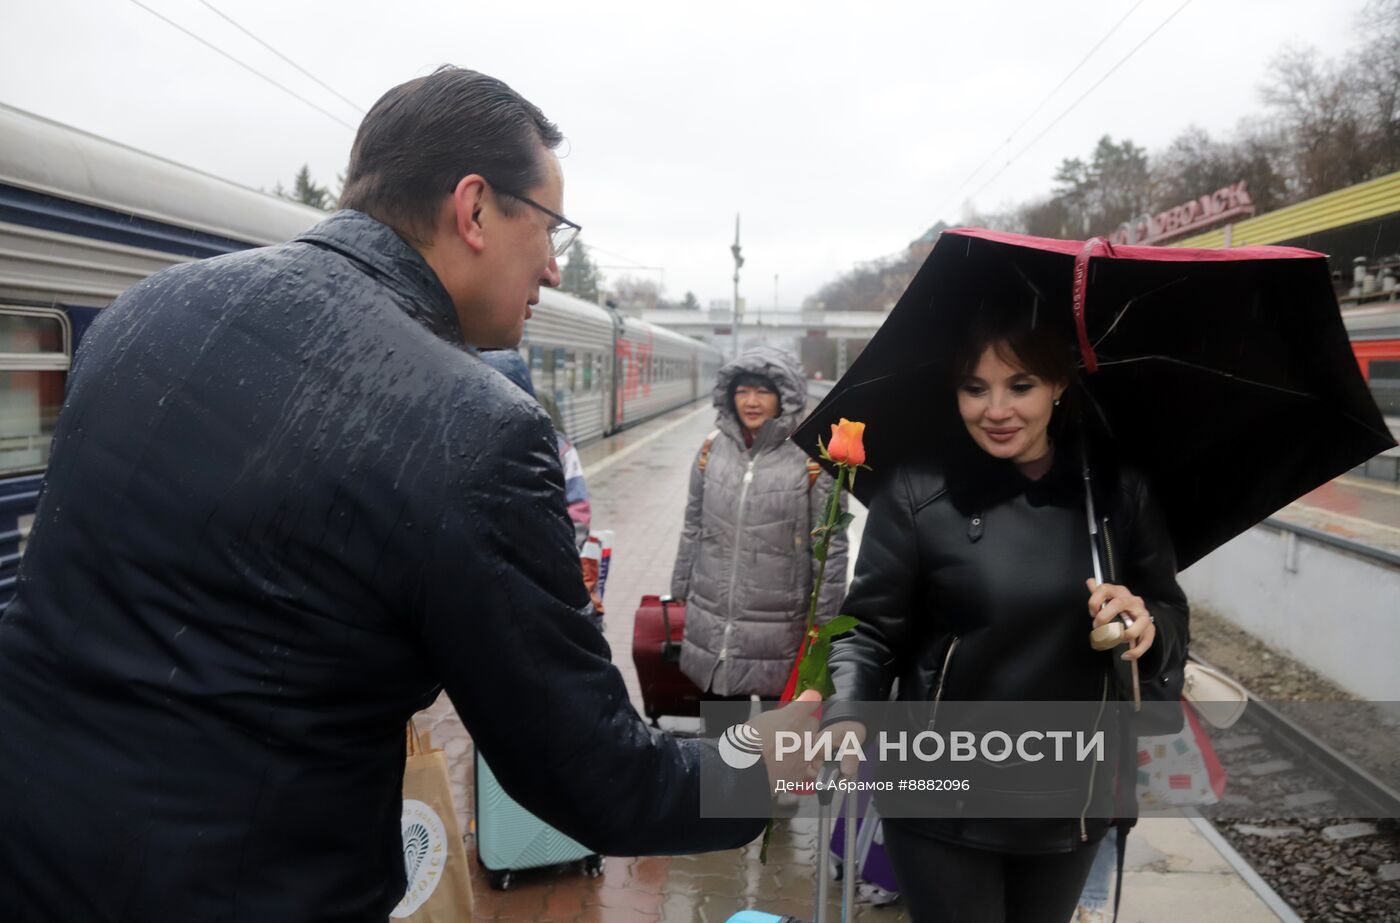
[631,594,703,724]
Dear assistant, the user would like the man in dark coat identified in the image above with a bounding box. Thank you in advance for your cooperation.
[0,67,815,922]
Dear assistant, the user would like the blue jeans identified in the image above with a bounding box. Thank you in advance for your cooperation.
[1078,827,1117,910]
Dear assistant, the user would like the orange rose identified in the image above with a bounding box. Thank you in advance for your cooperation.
[827,418,866,466]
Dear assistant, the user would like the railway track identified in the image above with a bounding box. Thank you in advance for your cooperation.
[1186,655,1400,921]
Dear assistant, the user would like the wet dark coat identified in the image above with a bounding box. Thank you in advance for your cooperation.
[0,210,766,922]
[825,447,1189,854]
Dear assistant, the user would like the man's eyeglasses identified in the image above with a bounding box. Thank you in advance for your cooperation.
[494,187,582,258]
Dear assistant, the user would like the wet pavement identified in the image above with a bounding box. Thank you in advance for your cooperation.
[416,398,1288,922]
[1285,475,1400,556]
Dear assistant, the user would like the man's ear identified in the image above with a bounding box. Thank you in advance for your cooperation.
[452,174,489,253]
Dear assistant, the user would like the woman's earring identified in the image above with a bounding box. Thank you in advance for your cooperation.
[1053,398,1061,407]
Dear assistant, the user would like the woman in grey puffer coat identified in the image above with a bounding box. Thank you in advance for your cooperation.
[670,346,848,698]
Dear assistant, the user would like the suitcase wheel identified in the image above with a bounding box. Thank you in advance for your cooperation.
[487,869,514,891]
[582,854,605,878]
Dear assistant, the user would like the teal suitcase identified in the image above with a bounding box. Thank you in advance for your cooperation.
[474,751,603,890]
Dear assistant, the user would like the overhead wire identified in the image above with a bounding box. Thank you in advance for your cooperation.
[581,241,660,269]
[125,0,358,132]
[194,0,366,115]
[963,0,1195,205]
[945,0,1195,216]
[931,0,1149,219]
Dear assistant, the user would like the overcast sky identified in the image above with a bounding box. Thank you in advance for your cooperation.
[1,0,1371,309]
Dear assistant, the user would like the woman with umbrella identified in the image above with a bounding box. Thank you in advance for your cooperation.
[809,227,1393,921]
[821,302,1189,922]
[817,225,1394,923]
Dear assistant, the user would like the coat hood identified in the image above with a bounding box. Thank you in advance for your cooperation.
[480,349,535,398]
[712,346,807,448]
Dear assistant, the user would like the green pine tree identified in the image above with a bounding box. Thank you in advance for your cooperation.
[284,164,333,211]
[560,241,600,302]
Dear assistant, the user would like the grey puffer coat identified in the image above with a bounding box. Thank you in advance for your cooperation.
[670,347,848,697]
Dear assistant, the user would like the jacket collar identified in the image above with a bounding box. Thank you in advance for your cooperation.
[946,436,1085,514]
[718,415,790,455]
[296,210,465,347]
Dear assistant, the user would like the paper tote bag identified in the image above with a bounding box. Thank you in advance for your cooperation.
[392,725,475,922]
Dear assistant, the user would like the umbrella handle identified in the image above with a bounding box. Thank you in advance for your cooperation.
[1089,619,1124,650]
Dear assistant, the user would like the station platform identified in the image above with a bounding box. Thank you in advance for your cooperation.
[1280,474,1400,559]
[417,398,1292,922]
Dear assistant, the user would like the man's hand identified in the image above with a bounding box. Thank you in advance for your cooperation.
[748,689,823,791]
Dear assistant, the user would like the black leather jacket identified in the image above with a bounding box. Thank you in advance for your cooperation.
[826,446,1189,853]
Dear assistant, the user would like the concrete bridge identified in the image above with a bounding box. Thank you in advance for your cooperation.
[640,307,886,378]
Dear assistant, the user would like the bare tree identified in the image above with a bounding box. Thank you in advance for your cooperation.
[1262,47,1370,198]
[1150,124,1289,214]
[611,275,662,312]
[1355,0,1400,176]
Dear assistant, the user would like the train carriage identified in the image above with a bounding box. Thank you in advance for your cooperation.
[0,104,328,604]
[517,289,615,444]
[0,103,719,606]
[1344,302,1400,417]
[612,315,722,429]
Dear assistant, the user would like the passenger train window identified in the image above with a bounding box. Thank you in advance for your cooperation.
[0,309,70,475]
[1371,360,1400,416]
[529,345,551,396]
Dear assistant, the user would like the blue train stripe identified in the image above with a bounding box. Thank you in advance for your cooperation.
[0,182,258,260]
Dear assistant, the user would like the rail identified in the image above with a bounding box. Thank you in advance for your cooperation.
[1260,515,1400,568]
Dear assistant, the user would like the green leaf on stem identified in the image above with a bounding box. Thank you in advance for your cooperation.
[818,615,859,639]
[797,635,835,698]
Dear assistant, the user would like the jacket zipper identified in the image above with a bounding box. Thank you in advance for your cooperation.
[1090,514,1117,839]
[926,637,960,731]
[718,457,758,676]
[1101,517,1118,583]
[1080,674,1110,841]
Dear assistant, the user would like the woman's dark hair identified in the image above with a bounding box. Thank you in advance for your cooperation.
[339,66,564,245]
[950,306,1077,387]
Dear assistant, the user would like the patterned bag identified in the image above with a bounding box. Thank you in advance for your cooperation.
[392,724,475,921]
[1136,701,1227,809]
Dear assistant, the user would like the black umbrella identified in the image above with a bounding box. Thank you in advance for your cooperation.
[794,228,1396,568]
